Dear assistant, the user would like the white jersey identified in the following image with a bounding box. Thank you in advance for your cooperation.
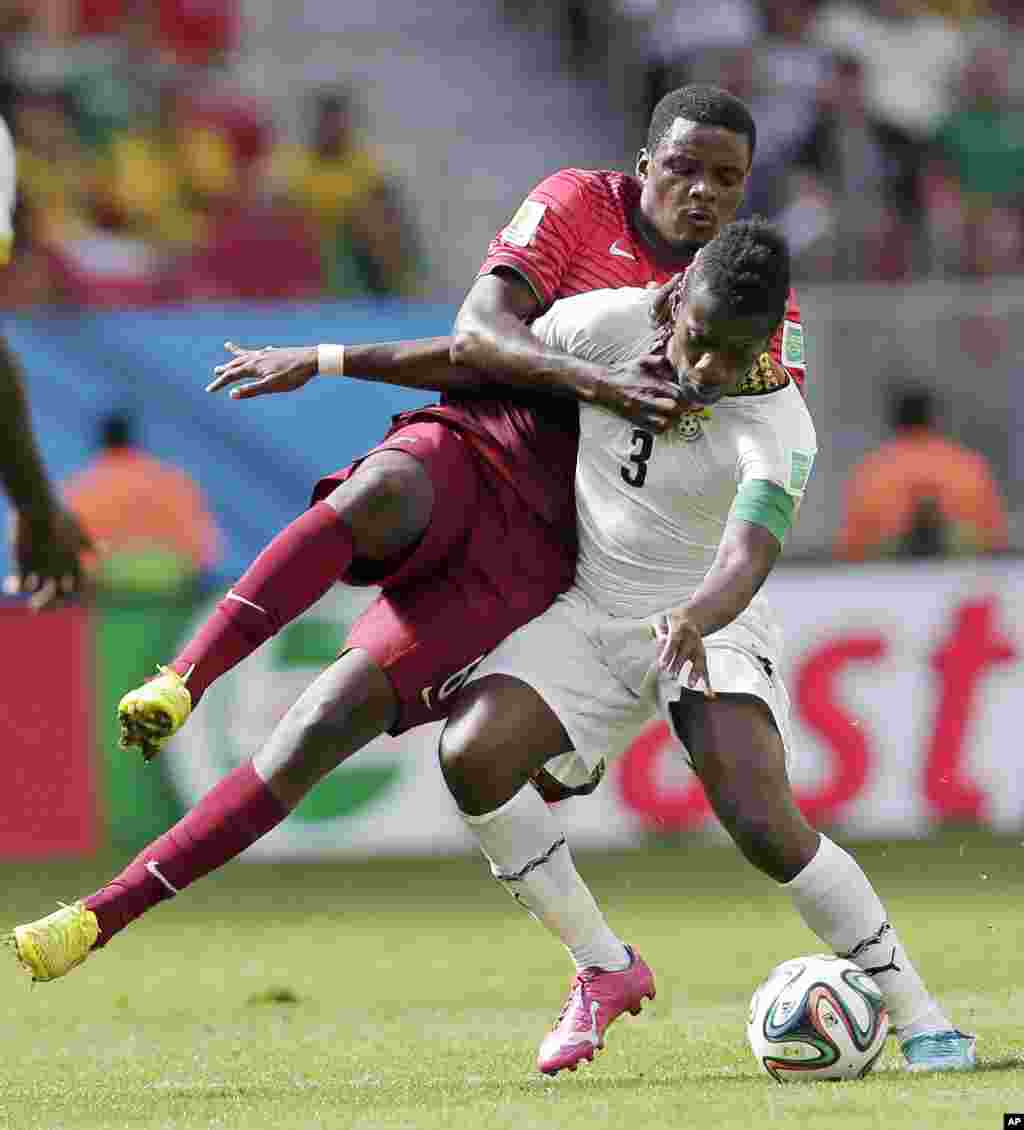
[531,287,817,622]
[469,286,816,785]
[0,115,14,264]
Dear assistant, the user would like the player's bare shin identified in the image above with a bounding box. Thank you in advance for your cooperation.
[253,649,400,808]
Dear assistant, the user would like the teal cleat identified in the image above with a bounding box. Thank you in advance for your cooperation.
[901,1030,977,1073]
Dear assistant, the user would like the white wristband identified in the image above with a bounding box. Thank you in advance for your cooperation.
[317,344,345,377]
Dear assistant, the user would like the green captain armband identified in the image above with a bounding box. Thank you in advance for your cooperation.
[730,480,796,546]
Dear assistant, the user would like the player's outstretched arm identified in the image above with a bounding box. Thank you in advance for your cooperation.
[0,336,91,609]
[652,510,783,686]
[452,272,685,433]
[208,337,494,400]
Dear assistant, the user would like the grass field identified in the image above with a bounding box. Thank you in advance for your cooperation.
[2,830,1022,1129]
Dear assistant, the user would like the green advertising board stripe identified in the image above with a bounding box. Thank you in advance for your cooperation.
[293,764,401,822]
[273,617,342,668]
[96,586,404,857]
[95,595,198,852]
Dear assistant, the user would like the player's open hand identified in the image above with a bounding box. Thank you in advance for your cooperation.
[651,608,714,696]
[600,353,684,432]
[4,503,92,611]
[207,343,319,399]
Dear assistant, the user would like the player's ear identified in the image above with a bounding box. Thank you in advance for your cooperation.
[635,148,650,179]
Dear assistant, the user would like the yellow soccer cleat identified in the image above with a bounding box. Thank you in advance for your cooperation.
[7,901,99,982]
[118,664,192,761]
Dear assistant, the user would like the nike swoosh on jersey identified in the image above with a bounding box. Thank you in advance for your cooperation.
[609,239,637,261]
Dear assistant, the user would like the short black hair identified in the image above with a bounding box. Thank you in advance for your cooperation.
[684,218,790,328]
[314,89,352,117]
[890,385,937,431]
[101,413,133,448]
[646,85,756,161]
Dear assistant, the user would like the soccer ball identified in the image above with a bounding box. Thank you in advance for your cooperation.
[747,954,889,1082]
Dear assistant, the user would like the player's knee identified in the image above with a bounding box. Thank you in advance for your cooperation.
[437,722,508,814]
[440,677,556,813]
[442,737,546,818]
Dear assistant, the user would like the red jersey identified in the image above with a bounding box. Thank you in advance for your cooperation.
[480,169,688,305]
[398,168,807,532]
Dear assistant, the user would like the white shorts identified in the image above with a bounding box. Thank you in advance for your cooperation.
[468,587,795,790]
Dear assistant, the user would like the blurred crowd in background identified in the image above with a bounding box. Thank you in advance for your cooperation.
[542,0,1024,283]
[0,0,1019,566]
[1,0,1022,307]
[0,0,425,309]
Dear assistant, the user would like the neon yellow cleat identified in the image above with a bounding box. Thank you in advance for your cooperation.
[118,664,192,761]
[7,901,99,982]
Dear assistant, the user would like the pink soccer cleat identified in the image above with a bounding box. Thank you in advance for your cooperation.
[536,946,656,1075]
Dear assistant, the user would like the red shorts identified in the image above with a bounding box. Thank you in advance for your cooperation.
[312,420,574,734]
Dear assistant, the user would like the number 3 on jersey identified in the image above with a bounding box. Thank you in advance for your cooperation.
[621,428,653,488]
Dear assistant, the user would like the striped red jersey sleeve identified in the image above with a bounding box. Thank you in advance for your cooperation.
[477,169,684,304]
[768,290,806,392]
[477,169,597,306]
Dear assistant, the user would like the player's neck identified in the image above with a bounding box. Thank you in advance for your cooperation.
[631,207,704,269]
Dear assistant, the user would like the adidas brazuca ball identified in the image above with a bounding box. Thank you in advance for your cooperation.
[747,954,890,1082]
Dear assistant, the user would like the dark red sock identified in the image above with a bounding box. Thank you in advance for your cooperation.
[84,762,288,945]
[170,501,354,704]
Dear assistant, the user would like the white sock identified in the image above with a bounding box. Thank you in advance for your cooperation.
[782,834,950,1035]
[461,785,629,973]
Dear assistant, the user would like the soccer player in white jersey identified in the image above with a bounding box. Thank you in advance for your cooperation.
[437,220,976,1077]
[0,114,90,608]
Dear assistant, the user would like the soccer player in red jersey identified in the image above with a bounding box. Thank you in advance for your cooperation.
[7,86,805,982]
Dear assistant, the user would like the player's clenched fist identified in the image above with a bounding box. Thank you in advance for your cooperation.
[647,272,684,330]
[651,608,714,695]
[207,343,318,399]
[598,352,684,433]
